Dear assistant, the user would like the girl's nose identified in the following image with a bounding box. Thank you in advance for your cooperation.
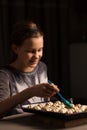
[34,51,39,58]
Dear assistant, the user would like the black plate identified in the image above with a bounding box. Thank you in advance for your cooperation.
[22,103,87,120]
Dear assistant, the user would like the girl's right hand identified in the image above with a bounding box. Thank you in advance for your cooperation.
[32,83,59,98]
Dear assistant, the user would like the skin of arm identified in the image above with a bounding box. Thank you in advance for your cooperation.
[0,83,59,117]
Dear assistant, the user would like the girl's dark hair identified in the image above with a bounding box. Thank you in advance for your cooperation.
[10,21,43,46]
[9,21,44,63]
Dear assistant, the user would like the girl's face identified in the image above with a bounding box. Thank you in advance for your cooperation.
[12,36,44,71]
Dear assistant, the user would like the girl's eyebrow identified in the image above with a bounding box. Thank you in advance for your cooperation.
[26,47,43,51]
[27,47,43,50]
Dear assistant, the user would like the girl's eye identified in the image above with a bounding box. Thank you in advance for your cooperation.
[26,48,43,53]
[38,48,43,52]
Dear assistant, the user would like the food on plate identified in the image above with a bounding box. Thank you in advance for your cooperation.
[28,100,87,114]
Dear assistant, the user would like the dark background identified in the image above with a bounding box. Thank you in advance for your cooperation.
[0,0,87,101]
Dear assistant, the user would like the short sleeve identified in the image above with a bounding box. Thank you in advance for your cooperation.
[0,71,10,101]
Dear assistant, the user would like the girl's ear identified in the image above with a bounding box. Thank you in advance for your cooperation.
[11,43,19,54]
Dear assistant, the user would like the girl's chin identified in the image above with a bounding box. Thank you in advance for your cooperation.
[29,63,38,68]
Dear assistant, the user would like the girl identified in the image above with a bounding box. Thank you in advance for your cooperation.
[0,21,59,117]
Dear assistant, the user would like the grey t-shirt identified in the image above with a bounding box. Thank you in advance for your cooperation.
[0,61,48,114]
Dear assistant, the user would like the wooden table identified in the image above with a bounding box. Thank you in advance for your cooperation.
[0,112,87,130]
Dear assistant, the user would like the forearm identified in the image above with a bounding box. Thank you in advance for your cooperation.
[0,87,33,117]
[0,83,59,117]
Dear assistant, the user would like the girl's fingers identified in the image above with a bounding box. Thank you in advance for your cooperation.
[43,85,57,97]
[46,83,59,92]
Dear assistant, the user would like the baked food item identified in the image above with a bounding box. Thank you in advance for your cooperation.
[28,100,87,114]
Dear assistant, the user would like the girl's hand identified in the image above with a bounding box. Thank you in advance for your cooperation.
[33,83,59,98]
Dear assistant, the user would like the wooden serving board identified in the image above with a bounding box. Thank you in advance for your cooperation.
[34,114,87,128]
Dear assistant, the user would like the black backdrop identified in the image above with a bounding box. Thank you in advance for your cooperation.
[0,0,87,99]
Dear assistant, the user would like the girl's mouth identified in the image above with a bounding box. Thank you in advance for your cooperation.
[29,60,39,65]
